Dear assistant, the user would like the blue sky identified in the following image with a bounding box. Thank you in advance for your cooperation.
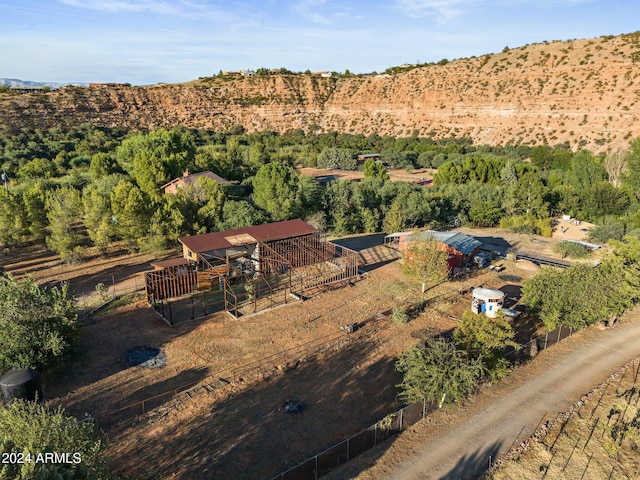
[1,0,638,85]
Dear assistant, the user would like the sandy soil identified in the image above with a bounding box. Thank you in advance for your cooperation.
[299,167,434,185]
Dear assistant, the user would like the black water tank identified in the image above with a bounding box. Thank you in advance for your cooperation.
[0,369,43,404]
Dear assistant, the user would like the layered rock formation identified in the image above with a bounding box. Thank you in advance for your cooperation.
[3,33,640,153]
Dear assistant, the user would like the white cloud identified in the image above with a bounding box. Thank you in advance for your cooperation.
[396,0,478,20]
[293,0,355,25]
[396,0,597,22]
[58,0,179,14]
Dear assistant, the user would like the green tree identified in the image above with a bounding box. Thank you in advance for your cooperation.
[195,144,244,181]
[187,176,226,233]
[505,171,549,218]
[252,162,299,221]
[316,147,356,170]
[118,128,196,200]
[522,261,632,330]
[609,236,640,303]
[46,187,83,263]
[383,200,405,233]
[110,180,152,247]
[567,150,607,192]
[363,158,388,180]
[0,275,77,372]
[218,200,269,231]
[623,137,640,195]
[468,200,503,226]
[296,176,323,218]
[248,142,271,170]
[396,337,484,406]
[0,400,109,479]
[22,182,49,241]
[0,188,26,246]
[453,310,519,381]
[587,216,626,243]
[82,175,122,251]
[579,181,630,220]
[88,152,120,181]
[401,236,450,292]
[17,158,58,180]
[323,180,362,234]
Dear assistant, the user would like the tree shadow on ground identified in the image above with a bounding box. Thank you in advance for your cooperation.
[43,306,216,417]
[499,284,522,308]
[331,233,387,252]
[59,260,150,295]
[472,236,514,257]
[108,339,402,480]
[440,440,503,480]
[99,367,209,428]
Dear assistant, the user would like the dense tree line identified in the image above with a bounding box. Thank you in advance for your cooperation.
[1,124,639,260]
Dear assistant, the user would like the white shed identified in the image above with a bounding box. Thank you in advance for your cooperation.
[471,287,505,318]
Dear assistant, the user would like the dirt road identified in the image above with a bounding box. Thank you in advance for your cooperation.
[329,308,640,480]
[378,308,640,480]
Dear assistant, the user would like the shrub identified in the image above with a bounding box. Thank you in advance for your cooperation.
[392,307,409,325]
[0,400,110,479]
[553,240,589,258]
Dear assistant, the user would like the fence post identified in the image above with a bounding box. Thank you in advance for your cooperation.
[374,423,377,446]
[315,455,318,480]
[544,332,548,350]
[400,408,404,430]
[558,326,562,343]
[423,398,427,419]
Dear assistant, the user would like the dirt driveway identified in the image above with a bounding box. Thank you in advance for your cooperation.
[327,307,640,480]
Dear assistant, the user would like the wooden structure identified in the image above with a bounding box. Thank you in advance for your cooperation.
[144,220,359,321]
[145,262,197,302]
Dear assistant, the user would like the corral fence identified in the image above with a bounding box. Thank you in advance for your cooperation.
[99,308,390,428]
[270,324,576,480]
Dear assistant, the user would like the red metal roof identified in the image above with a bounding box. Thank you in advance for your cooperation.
[179,219,318,254]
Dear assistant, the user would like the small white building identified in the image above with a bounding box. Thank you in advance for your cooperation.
[471,287,505,318]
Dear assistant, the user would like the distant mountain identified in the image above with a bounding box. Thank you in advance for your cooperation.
[2,32,640,153]
[0,78,74,90]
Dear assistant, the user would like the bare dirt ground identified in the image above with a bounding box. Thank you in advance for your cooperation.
[3,228,579,479]
[299,167,434,185]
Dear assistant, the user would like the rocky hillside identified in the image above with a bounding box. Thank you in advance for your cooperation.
[3,32,640,153]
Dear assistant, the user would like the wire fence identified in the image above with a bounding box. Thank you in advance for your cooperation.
[271,398,436,480]
[270,324,576,480]
[99,309,391,428]
[75,276,144,314]
[503,325,574,364]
